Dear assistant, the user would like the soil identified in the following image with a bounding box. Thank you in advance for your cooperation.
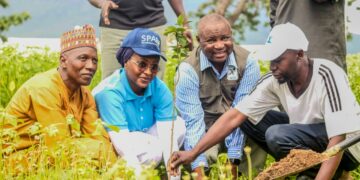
[255,149,327,180]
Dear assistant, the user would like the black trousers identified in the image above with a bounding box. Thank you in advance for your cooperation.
[240,110,359,177]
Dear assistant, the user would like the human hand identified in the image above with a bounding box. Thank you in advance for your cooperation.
[169,150,196,176]
[100,0,119,25]
[183,28,194,51]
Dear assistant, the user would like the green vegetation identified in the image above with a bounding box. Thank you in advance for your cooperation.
[0,46,102,108]
[189,0,268,41]
[0,45,359,179]
[0,0,30,42]
[163,15,191,93]
[347,54,360,102]
[0,46,58,108]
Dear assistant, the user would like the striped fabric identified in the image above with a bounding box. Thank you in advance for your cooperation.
[175,51,261,169]
[319,64,342,112]
[249,72,272,95]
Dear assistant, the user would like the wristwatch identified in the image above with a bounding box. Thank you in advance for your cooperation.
[229,158,241,165]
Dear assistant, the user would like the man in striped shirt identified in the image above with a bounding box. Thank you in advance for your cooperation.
[171,23,360,179]
[175,14,264,178]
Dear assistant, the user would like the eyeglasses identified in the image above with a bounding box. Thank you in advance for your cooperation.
[129,60,160,73]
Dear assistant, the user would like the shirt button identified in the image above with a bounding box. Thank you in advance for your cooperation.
[140,116,143,120]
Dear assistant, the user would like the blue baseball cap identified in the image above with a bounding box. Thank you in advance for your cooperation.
[116,28,167,62]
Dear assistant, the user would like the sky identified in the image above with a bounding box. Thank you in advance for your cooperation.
[1,0,360,53]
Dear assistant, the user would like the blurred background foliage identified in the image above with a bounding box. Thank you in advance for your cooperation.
[189,0,269,42]
[0,0,30,42]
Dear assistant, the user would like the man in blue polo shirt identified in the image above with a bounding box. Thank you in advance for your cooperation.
[92,28,185,178]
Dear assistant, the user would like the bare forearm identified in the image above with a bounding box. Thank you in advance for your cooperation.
[168,0,188,25]
[192,109,247,157]
[316,135,345,180]
[88,0,104,8]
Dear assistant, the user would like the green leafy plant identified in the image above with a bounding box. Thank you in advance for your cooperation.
[163,15,191,93]
[0,0,30,42]
[188,0,269,42]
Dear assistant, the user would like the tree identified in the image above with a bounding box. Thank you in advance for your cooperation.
[191,0,360,41]
[189,0,268,41]
[0,0,30,42]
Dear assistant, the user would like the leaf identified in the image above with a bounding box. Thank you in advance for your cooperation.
[163,26,177,35]
[8,80,15,92]
[176,14,184,26]
[66,114,80,131]
[91,127,102,136]
[107,124,120,132]
[71,121,80,131]
[102,121,120,132]
[0,112,18,126]
[91,119,105,136]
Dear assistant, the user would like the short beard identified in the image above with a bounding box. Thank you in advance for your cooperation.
[277,79,287,84]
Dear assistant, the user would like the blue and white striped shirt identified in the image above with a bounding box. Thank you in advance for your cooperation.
[175,50,260,169]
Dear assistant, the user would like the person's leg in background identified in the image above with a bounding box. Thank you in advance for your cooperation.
[100,27,129,79]
[100,25,168,80]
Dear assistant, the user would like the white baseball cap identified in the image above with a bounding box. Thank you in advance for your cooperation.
[252,22,309,61]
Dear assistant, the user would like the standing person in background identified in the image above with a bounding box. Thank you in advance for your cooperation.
[270,0,347,72]
[88,0,193,79]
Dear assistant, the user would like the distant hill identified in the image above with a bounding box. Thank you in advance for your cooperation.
[1,0,359,53]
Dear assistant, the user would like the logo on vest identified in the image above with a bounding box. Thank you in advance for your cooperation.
[141,34,160,48]
[266,36,272,44]
[227,66,238,81]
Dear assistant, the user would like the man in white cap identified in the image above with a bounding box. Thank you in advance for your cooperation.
[169,23,360,179]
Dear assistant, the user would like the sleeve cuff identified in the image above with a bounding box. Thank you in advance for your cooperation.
[227,146,243,159]
[156,115,178,122]
[191,154,208,170]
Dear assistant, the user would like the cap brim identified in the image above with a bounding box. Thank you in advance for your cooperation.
[251,44,286,61]
[132,47,167,61]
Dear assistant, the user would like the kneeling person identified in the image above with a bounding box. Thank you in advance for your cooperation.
[3,25,116,171]
[93,28,185,178]
[170,23,360,180]
[175,14,264,178]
